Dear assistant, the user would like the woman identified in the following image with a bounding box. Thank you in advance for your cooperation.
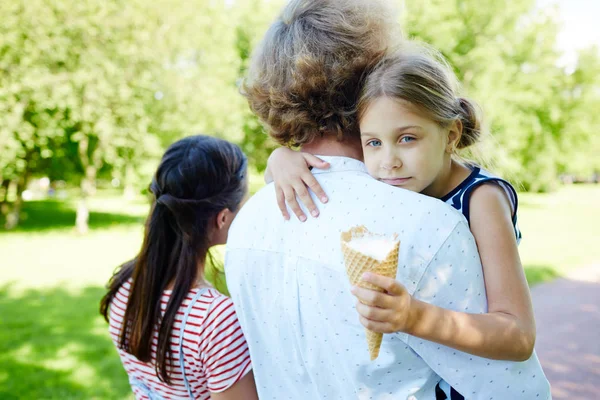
[100,135,257,400]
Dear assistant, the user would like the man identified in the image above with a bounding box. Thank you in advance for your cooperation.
[225,1,551,399]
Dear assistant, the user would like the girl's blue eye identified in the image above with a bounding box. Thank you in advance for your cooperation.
[367,139,382,147]
[400,136,416,143]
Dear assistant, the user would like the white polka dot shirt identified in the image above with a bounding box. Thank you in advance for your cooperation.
[225,156,551,400]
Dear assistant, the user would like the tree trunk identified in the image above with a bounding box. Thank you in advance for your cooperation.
[76,165,97,234]
[0,179,10,204]
[4,174,28,230]
[76,130,102,234]
[0,179,12,221]
[122,164,135,200]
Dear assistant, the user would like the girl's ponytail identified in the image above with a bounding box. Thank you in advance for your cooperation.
[457,97,483,149]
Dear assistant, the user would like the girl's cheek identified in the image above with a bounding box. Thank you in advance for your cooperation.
[364,158,379,176]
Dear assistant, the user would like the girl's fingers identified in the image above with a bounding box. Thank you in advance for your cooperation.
[302,153,330,170]
[302,173,328,204]
[355,300,391,322]
[351,286,392,308]
[283,185,307,222]
[292,182,319,218]
[358,316,394,334]
[275,185,290,220]
[361,273,406,296]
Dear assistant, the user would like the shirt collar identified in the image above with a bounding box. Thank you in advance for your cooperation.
[311,156,369,175]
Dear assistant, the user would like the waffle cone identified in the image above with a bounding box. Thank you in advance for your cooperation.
[341,226,400,361]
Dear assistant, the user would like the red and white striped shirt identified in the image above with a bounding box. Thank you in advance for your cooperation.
[109,280,252,399]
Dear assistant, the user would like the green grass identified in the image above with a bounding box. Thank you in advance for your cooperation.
[0,285,133,400]
[0,183,598,399]
[518,184,600,284]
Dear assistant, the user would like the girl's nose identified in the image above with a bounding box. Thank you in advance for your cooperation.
[382,153,402,170]
[382,163,401,171]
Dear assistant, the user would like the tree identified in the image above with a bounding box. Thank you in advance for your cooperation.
[233,0,285,172]
[558,48,600,179]
[402,0,598,191]
[0,0,246,230]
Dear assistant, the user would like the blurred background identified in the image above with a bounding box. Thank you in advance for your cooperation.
[0,0,598,398]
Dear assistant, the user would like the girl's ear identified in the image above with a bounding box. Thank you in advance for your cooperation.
[215,208,231,230]
[446,119,463,154]
[210,208,234,247]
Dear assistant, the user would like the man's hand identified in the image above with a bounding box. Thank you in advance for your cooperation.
[351,272,416,334]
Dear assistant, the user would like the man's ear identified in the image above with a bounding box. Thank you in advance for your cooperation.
[446,120,463,154]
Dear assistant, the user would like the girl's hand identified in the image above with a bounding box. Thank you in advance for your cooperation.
[264,147,330,221]
[351,272,416,334]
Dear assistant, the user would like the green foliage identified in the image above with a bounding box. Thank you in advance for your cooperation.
[0,0,598,208]
[403,0,599,190]
[233,0,284,171]
[0,0,248,192]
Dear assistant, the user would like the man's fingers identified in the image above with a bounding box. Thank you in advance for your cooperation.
[283,186,307,222]
[275,185,290,220]
[302,173,328,204]
[293,182,319,218]
[362,273,405,295]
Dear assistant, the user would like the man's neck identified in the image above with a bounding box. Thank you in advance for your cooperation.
[301,136,364,161]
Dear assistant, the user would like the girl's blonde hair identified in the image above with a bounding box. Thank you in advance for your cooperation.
[242,0,400,146]
[358,42,484,149]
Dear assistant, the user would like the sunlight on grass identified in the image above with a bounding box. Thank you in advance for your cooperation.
[1,228,144,291]
[43,344,97,379]
[0,284,132,399]
[518,185,600,283]
[12,343,34,360]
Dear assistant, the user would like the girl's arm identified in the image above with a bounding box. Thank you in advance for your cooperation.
[264,147,330,221]
[210,370,259,400]
[352,184,536,361]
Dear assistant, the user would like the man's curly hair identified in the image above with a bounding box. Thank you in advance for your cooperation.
[242,0,399,146]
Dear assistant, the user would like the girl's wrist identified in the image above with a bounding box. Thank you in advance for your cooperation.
[271,146,293,161]
[405,297,426,336]
[265,147,291,183]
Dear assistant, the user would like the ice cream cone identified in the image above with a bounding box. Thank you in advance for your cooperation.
[341,226,400,360]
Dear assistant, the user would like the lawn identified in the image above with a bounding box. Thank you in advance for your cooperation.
[0,184,598,399]
[518,184,600,283]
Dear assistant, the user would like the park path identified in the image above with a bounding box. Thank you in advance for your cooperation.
[532,264,600,399]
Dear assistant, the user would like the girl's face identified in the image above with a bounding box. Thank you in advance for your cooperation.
[359,97,457,197]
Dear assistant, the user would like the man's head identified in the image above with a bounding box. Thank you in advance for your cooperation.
[242,0,399,148]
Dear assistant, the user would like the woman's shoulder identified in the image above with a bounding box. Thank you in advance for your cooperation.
[189,287,231,310]
[188,288,240,328]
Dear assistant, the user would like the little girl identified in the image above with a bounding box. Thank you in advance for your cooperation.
[266,43,535,400]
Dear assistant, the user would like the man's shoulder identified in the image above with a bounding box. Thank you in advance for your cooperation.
[231,174,466,236]
[234,182,277,221]
[228,183,281,238]
[338,173,465,221]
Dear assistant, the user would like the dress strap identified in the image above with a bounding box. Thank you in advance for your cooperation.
[129,376,166,400]
[178,287,210,400]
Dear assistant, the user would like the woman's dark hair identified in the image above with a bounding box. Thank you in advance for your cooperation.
[100,135,247,384]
